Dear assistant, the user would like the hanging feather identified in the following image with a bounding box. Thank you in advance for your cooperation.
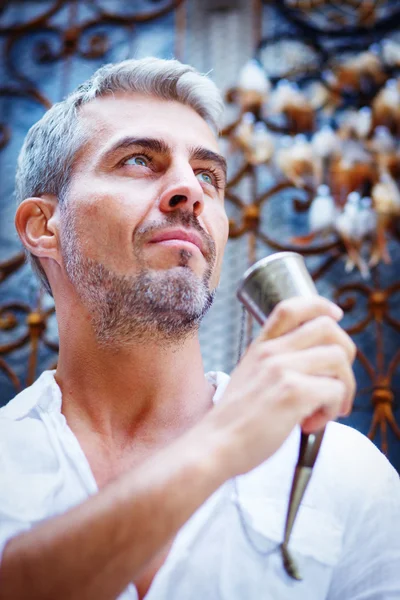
[312,126,340,159]
[335,192,371,278]
[233,112,255,154]
[312,127,339,200]
[275,134,321,188]
[370,126,396,154]
[291,184,336,246]
[372,78,400,136]
[236,59,270,113]
[248,121,275,165]
[370,126,400,183]
[371,173,400,264]
[385,153,400,183]
[356,195,378,273]
[339,107,372,140]
[382,39,400,68]
[358,195,377,241]
[267,80,314,133]
[372,173,400,215]
[309,184,337,232]
[306,80,340,114]
[329,141,377,207]
[329,50,387,97]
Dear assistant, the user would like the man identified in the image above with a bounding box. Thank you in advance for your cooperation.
[0,57,398,600]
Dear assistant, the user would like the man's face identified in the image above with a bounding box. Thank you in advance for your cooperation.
[59,92,229,345]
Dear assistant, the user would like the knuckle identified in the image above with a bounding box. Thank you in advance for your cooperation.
[348,371,357,396]
[251,342,274,366]
[259,341,275,361]
[277,370,297,401]
[273,299,294,322]
[265,358,285,382]
[330,344,348,364]
[315,315,338,339]
[251,343,264,363]
[324,381,346,418]
[337,380,348,404]
[349,339,357,362]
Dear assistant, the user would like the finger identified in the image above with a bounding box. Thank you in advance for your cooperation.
[260,315,357,363]
[302,407,339,434]
[269,346,356,416]
[285,373,347,430]
[300,372,353,431]
[258,296,343,341]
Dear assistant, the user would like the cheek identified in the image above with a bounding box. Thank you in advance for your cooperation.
[65,182,148,267]
[75,202,123,254]
[208,209,229,288]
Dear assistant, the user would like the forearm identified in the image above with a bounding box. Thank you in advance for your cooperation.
[0,422,228,600]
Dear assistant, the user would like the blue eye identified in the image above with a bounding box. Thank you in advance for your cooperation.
[197,171,213,185]
[125,155,148,167]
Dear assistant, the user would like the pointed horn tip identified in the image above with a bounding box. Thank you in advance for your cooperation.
[280,544,303,581]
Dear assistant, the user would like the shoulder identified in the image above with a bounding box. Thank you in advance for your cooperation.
[294,422,400,539]
[239,420,398,515]
[207,370,398,497]
[0,371,62,474]
[237,422,399,576]
[0,369,58,421]
[320,421,398,494]
[0,372,73,527]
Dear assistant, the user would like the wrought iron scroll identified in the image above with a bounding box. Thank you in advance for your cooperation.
[221,0,400,465]
[1,0,400,470]
[0,0,184,396]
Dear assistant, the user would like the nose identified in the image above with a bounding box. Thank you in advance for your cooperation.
[158,167,205,218]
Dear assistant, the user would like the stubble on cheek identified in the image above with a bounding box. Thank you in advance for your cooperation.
[60,205,218,346]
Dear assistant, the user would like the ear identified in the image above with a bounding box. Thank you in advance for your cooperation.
[15,196,61,264]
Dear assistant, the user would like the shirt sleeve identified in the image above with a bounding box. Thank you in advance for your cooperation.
[327,457,400,600]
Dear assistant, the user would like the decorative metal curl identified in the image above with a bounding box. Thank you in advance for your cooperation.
[221,4,400,464]
[0,0,183,398]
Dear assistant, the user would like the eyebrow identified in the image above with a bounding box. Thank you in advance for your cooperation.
[101,136,227,182]
[189,145,227,182]
[102,136,170,160]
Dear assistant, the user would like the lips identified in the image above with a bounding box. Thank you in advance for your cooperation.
[148,228,205,254]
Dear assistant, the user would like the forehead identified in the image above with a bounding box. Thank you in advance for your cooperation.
[78,91,220,158]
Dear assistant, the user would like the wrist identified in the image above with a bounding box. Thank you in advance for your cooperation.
[186,411,237,486]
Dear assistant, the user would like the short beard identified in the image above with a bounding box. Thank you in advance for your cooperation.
[60,207,216,347]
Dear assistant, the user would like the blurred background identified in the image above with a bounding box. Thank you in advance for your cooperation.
[1,0,400,472]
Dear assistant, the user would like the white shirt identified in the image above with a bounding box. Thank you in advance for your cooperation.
[0,370,399,599]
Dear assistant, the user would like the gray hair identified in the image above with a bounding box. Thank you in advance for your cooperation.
[15,57,224,295]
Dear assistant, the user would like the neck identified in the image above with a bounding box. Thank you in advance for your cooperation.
[55,307,213,448]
